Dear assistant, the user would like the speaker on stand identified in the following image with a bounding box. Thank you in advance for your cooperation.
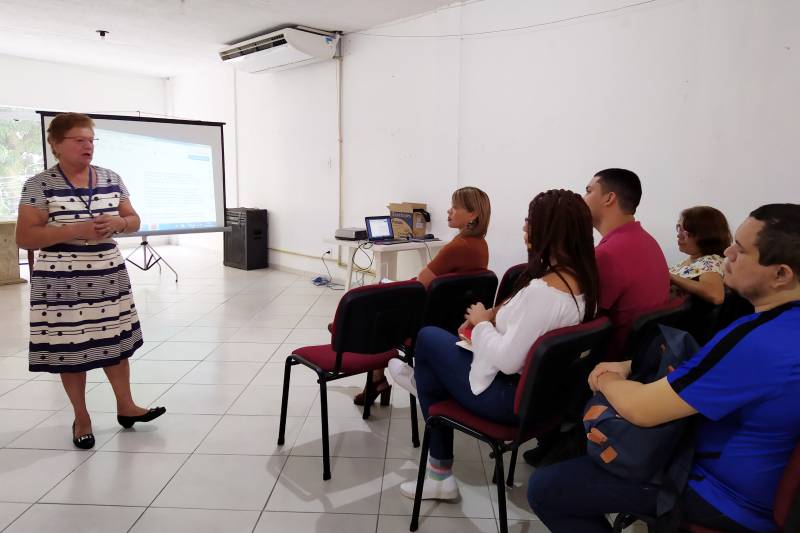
[223,208,268,270]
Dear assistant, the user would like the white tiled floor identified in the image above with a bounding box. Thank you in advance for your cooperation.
[0,244,646,533]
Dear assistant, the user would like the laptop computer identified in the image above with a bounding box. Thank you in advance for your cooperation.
[365,216,407,244]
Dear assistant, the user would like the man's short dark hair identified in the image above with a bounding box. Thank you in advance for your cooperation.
[749,204,800,276]
[594,168,642,215]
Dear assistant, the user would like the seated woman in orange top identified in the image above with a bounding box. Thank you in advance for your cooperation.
[354,186,491,405]
[417,186,490,286]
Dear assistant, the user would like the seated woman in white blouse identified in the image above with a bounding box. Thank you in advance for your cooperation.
[388,189,600,501]
[670,206,732,306]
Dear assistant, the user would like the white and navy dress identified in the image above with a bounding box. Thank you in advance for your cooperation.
[21,165,143,373]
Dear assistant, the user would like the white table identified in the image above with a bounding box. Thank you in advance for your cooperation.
[325,238,447,291]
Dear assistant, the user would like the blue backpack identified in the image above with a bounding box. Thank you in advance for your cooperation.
[583,325,699,508]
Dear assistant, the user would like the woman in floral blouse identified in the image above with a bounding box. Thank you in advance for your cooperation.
[669,206,732,305]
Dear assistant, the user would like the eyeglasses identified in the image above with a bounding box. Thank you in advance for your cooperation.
[62,136,98,145]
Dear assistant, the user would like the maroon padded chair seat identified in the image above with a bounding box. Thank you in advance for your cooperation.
[292,345,398,374]
[429,399,517,441]
[428,399,558,443]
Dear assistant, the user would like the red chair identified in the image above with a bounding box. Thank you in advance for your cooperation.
[613,443,800,533]
[495,263,526,306]
[277,280,426,480]
[398,270,498,446]
[625,296,691,368]
[409,317,612,533]
[417,270,499,334]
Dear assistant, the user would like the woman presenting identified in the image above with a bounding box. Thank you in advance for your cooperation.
[16,112,165,449]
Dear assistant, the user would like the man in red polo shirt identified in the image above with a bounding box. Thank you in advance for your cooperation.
[524,169,671,468]
[583,168,670,360]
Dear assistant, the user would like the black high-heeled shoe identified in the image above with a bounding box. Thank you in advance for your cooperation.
[353,378,392,406]
[117,406,166,429]
[72,421,95,450]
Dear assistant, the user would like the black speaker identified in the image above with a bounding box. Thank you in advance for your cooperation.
[223,208,268,270]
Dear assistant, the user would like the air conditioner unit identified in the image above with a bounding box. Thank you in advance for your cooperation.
[219,26,340,73]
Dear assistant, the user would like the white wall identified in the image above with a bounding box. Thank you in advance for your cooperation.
[176,0,800,280]
[339,9,462,279]
[165,66,238,209]
[0,53,166,116]
[235,61,341,272]
[454,0,800,271]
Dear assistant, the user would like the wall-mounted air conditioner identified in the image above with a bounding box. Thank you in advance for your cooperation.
[219,26,340,73]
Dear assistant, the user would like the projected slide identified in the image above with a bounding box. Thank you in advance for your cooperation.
[92,128,217,232]
[40,111,226,236]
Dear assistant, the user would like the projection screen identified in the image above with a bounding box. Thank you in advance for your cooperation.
[38,111,227,237]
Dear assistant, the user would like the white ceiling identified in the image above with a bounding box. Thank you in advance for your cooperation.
[0,0,459,77]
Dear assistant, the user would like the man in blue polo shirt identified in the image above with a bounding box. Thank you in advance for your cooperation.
[527,203,800,533]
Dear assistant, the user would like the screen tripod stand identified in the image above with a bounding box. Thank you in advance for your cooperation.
[124,236,178,283]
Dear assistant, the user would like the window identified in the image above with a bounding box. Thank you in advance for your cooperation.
[0,106,44,221]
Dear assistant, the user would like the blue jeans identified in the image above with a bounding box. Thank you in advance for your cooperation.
[528,456,758,533]
[413,326,519,462]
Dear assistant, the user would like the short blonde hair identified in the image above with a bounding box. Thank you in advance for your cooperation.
[453,186,491,238]
[47,112,95,160]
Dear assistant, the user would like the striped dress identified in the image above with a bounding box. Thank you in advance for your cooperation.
[21,165,143,373]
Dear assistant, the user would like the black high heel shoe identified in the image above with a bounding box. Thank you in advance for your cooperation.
[353,378,392,406]
[117,406,167,429]
[72,421,95,450]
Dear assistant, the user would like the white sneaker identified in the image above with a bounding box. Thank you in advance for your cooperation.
[388,359,417,396]
[399,475,460,501]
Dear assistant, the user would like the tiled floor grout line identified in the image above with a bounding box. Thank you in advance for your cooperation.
[0,262,545,532]
[125,281,315,533]
[375,385,398,533]
[249,286,340,533]
[0,503,34,533]
[242,283,326,533]
[4,447,102,530]
[0,270,297,531]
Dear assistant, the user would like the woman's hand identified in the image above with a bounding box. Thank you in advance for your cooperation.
[72,220,105,241]
[464,302,493,326]
[92,215,125,238]
[588,361,632,392]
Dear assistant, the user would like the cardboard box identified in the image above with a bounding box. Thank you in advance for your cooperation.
[388,202,428,238]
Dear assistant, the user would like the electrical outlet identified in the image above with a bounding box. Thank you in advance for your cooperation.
[323,248,333,257]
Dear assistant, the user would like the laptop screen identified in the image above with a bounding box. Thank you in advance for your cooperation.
[365,216,394,240]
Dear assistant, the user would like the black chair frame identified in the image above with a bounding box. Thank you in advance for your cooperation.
[398,270,499,447]
[410,318,612,533]
[277,281,426,480]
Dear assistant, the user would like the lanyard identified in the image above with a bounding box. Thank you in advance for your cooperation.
[58,165,95,216]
